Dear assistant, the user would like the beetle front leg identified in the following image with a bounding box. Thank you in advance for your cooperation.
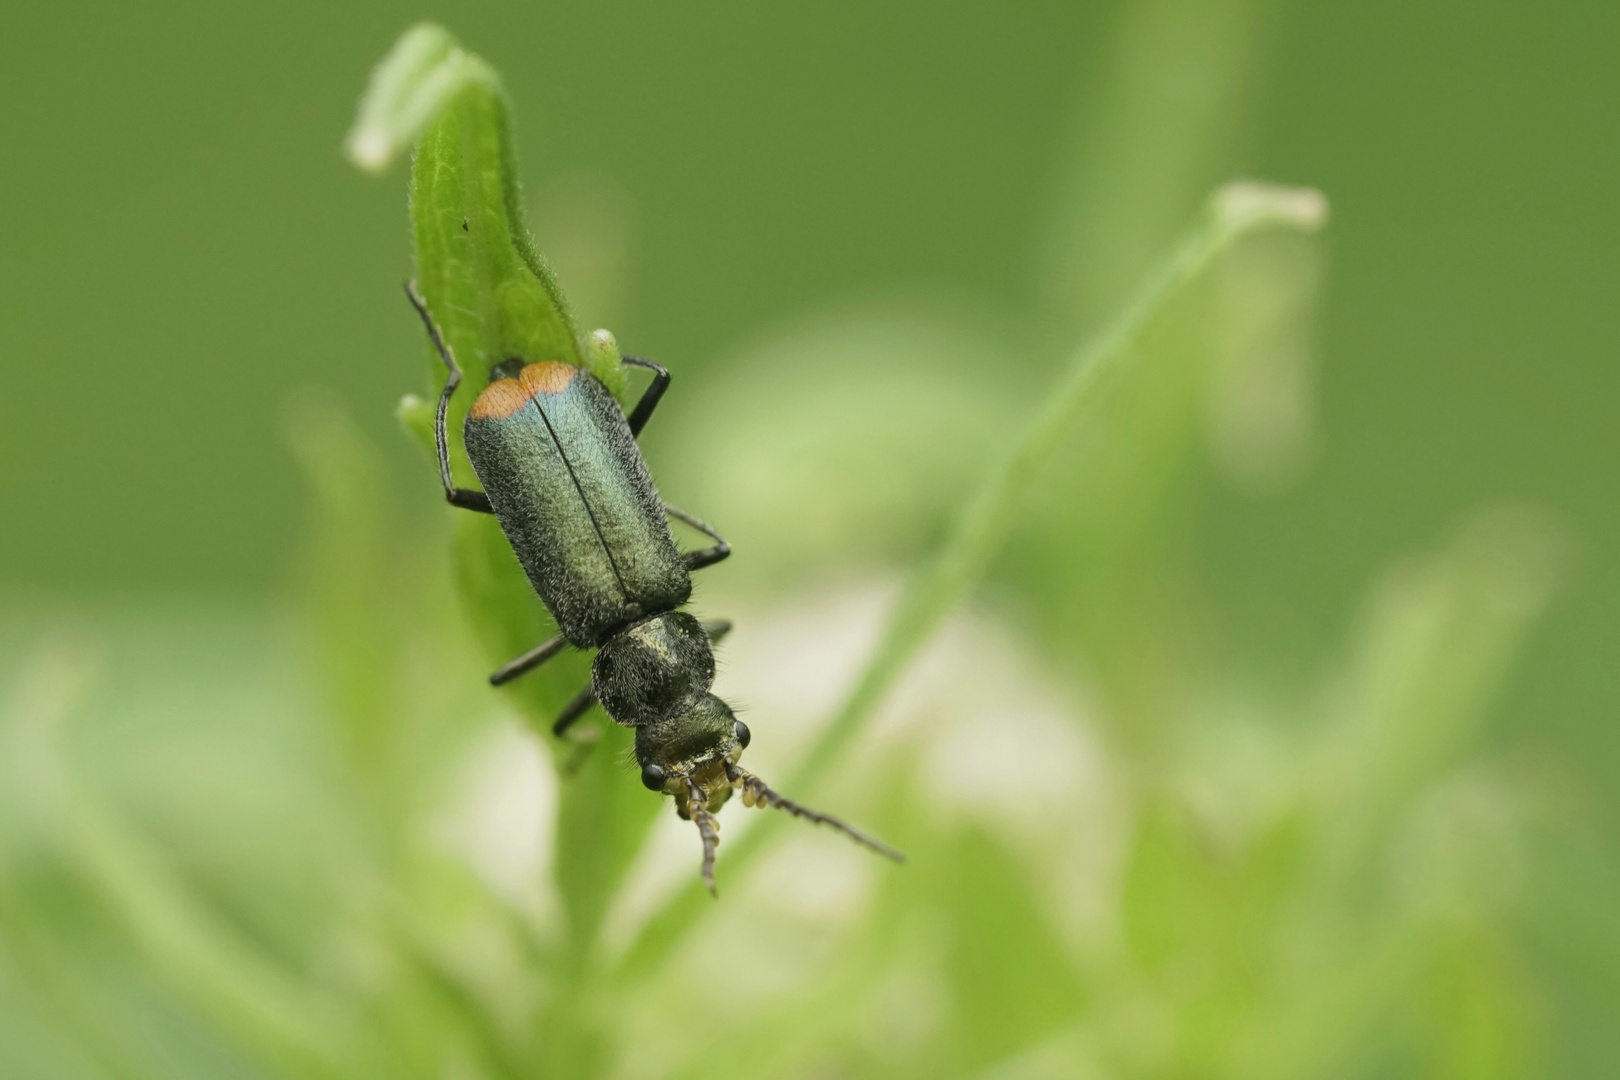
[405,281,494,514]
[664,503,731,572]
[621,355,670,438]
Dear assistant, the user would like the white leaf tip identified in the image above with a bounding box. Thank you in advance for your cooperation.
[345,128,394,172]
[1215,181,1330,233]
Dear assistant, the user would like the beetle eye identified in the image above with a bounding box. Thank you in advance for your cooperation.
[640,763,667,791]
[733,720,751,749]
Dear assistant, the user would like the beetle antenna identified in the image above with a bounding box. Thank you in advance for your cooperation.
[724,761,905,863]
[685,778,721,896]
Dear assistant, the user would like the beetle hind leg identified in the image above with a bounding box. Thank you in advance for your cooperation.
[664,503,730,572]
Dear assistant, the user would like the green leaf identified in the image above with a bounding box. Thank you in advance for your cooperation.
[349,23,591,744]
[347,22,639,758]
[346,22,623,410]
[347,26,660,1069]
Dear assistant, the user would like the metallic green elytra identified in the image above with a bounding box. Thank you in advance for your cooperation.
[465,359,690,645]
[406,283,903,893]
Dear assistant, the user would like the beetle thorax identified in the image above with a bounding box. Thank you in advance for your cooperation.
[591,612,715,727]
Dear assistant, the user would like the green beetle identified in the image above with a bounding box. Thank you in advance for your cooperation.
[406,284,901,891]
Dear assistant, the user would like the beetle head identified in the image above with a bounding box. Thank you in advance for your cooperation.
[633,696,904,895]
[634,692,742,801]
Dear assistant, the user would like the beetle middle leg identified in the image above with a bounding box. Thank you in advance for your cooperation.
[551,683,599,736]
[404,281,494,514]
[664,503,731,572]
[488,633,569,686]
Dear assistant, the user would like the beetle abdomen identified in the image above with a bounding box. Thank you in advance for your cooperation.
[464,362,690,646]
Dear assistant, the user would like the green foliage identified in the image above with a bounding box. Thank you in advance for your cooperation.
[0,17,1586,1080]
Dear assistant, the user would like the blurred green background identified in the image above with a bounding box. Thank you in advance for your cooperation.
[2,1,1617,1078]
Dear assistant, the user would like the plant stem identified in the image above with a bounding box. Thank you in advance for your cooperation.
[616,181,1327,980]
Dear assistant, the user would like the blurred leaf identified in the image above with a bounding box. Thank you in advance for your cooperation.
[0,849,168,1080]
[940,829,1085,1070]
[659,306,1030,581]
[1040,0,1280,339]
[0,639,369,1080]
[802,183,1328,806]
[1420,926,1537,1080]
[1317,505,1562,889]
[284,393,403,818]
[1122,800,1220,975]
[1207,229,1322,494]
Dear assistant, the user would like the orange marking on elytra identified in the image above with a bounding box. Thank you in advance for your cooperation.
[468,362,578,420]
[520,361,578,396]
[469,378,532,420]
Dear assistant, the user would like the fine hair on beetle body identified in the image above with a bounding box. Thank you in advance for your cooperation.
[405,282,903,893]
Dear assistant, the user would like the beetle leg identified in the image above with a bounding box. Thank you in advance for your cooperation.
[446,488,493,512]
[620,355,670,437]
[404,281,494,514]
[488,633,569,686]
[551,683,599,736]
[664,503,731,572]
[701,619,733,644]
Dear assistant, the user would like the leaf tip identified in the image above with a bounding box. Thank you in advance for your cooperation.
[344,22,463,174]
[1213,181,1331,234]
[345,127,394,173]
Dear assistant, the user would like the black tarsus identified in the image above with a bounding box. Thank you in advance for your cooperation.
[664,503,731,572]
[620,355,670,438]
[489,633,569,687]
[404,281,494,514]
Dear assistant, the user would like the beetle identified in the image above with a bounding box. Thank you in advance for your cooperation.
[405,283,901,891]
